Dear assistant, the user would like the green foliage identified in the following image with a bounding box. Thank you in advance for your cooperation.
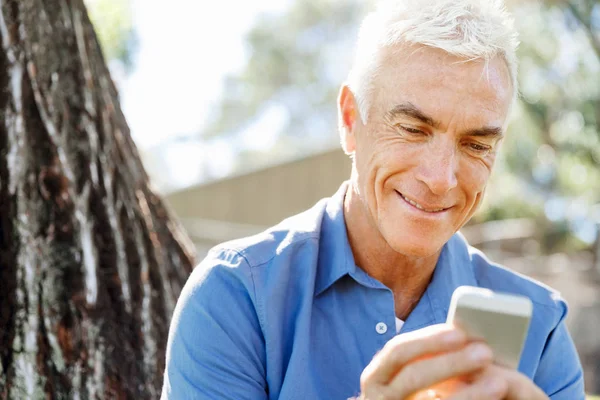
[85,0,137,68]
[202,0,370,149]
[491,1,600,248]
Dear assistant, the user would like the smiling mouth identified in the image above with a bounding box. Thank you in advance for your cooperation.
[397,191,449,213]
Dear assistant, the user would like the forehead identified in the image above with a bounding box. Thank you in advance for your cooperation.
[371,45,513,123]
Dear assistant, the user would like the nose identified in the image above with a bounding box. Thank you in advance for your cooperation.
[415,138,458,196]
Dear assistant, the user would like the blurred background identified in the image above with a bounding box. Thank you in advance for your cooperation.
[85,0,600,394]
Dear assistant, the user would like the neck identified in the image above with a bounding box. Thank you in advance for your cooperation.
[343,183,441,320]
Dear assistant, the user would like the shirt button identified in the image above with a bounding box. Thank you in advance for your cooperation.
[375,322,388,334]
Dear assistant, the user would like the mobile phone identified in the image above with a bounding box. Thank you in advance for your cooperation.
[446,286,533,369]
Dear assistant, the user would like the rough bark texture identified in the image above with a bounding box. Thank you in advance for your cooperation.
[0,0,196,398]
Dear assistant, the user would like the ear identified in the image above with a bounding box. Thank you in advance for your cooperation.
[337,84,359,155]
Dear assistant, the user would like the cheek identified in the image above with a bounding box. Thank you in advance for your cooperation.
[359,136,411,181]
[375,137,422,172]
[458,160,491,203]
[356,142,415,218]
[459,162,490,226]
[456,163,490,228]
[353,140,389,215]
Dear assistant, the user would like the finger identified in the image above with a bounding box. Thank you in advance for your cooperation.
[364,324,467,384]
[485,365,548,400]
[386,342,494,398]
[446,375,507,400]
[405,379,469,400]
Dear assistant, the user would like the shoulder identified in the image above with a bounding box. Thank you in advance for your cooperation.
[449,234,579,379]
[209,197,328,268]
[451,233,567,318]
[187,197,329,295]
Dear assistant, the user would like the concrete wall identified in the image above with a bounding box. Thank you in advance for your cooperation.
[166,148,352,227]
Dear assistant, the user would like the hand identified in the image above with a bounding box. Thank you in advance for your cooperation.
[359,324,496,400]
[443,365,549,400]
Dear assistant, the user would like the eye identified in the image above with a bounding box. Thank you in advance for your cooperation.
[398,125,425,135]
[465,142,492,156]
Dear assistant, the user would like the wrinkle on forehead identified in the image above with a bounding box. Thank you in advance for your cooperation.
[372,44,513,120]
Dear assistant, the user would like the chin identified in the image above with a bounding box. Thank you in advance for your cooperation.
[382,226,450,258]
[390,235,445,258]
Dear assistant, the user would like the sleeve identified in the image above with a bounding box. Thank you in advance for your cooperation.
[533,301,585,400]
[161,249,268,399]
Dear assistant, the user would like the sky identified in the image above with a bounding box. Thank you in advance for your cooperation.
[113,0,292,190]
[121,0,290,150]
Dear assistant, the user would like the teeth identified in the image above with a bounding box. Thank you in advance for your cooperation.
[400,193,444,212]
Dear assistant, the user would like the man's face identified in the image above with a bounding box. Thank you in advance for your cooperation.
[341,46,513,257]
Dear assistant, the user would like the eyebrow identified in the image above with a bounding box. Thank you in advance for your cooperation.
[386,102,504,139]
[463,126,504,139]
[386,102,440,128]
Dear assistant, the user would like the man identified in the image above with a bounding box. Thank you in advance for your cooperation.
[162,0,585,399]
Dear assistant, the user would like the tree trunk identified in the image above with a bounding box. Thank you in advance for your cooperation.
[0,0,196,398]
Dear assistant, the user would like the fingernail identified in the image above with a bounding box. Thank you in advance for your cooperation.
[470,344,492,362]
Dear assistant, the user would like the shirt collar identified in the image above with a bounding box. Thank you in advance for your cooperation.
[315,181,357,296]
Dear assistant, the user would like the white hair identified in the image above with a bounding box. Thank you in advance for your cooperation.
[347,0,520,123]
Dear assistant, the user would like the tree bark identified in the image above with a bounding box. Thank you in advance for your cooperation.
[0,0,196,398]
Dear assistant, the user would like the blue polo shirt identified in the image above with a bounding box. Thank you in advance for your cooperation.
[162,183,585,399]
